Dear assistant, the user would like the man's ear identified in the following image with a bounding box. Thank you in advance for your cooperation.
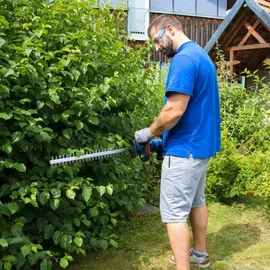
[166,24,175,36]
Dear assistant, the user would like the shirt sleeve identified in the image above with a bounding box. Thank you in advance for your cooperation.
[166,54,197,97]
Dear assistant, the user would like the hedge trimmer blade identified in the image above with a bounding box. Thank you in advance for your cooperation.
[50,148,129,166]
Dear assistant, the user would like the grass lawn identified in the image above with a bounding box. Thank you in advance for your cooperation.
[66,196,270,270]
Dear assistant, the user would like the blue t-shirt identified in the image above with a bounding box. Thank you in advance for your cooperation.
[163,41,220,158]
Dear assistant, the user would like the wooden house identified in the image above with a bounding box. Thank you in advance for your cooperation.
[98,0,228,62]
[204,0,270,75]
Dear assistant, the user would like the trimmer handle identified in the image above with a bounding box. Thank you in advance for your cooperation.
[129,138,163,161]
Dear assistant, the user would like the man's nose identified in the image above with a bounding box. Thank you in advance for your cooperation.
[155,44,161,52]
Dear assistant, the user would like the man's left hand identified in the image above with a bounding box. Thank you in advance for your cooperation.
[135,127,153,143]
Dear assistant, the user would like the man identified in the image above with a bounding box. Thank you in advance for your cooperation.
[135,15,220,270]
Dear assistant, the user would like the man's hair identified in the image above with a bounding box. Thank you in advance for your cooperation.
[147,15,183,37]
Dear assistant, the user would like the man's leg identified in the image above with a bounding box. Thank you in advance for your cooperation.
[189,204,208,252]
[166,222,190,270]
[160,156,209,268]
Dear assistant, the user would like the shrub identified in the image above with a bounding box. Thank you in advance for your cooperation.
[206,55,270,205]
[0,0,162,269]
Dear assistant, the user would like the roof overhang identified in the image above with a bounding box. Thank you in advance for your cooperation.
[204,0,270,74]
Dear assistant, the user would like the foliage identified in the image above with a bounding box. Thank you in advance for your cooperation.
[0,0,162,269]
[206,51,270,205]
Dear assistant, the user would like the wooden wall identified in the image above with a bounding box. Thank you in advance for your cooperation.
[129,13,223,63]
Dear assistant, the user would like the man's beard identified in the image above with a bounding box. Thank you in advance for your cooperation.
[164,39,176,58]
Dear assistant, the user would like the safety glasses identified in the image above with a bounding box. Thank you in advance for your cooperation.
[153,27,166,43]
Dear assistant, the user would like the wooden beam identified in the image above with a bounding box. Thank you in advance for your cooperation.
[238,20,260,46]
[230,49,234,74]
[226,43,270,51]
[224,11,251,48]
[232,60,241,65]
[239,20,267,46]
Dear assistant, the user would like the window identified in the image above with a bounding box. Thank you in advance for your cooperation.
[150,0,173,13]
[174,0,196,14]
[197,0,218,17]
[128,0,149,40]
[218,0,227,17]
[149,0,227,18]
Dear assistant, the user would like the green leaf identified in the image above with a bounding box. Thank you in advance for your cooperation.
[60,234,69,249]
[7,202,19,215]
[4,69,14,78]
[0,85,9,95]
[66,189,76,200]
[51,188,61,198]
[44,224,54,240]
[59,258,68,269]
[21,245,31,257]
[75,121,83,131]
[8,237,23,245]
[2,143,12,154]
[12,163,26,172]
[4,262,12,270]
[27,253,39,266]
[0,112,13,120]
[72,218,80,227]
[74,237,83,247]
[40,259,52,270]
[11,224,23,237]
[63,166,73,178]
[19,98,31,104]
[50,198,60,211]
[98,239,108,250]
[11,131,25,143]
[106,184,113,195]
[0,202,10,216]
[98,186,106,197]
[37,217,46,232]
[39,191,50,205]
[82,187,92,203]
[0,37,5,48]
[53,231,63,245]
[5,255,17,264]
[63,128,72,140]
[65,255,73,262]
[0,238,8,247]
[109,239,118,248]
[90,238,98,248]
[111,218,117,226]
[17,252,26,269]
[49,89,61,104]
[37,101,45,109]
[89,206,99,217]
[88,116,99,125]
[81,219,91,227]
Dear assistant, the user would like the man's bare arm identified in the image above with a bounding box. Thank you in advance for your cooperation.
[149,93,190,136]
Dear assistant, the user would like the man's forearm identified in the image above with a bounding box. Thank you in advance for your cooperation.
[149,110,181,136]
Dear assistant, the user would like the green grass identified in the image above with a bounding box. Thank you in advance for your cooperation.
[66,196,270,270]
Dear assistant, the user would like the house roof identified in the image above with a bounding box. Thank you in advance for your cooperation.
[204,0,270,74]
[227,0,270,12]
[205,0,270,53]
[257,0,270,13]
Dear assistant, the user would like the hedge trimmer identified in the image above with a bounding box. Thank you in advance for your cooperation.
[50,138,163,166]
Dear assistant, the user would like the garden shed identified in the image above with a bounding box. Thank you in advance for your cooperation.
[204,0,270,76]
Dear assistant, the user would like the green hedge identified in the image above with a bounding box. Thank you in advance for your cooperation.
[0,0,163,269]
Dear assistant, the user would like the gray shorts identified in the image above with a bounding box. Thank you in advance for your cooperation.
[160,155,210,223]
